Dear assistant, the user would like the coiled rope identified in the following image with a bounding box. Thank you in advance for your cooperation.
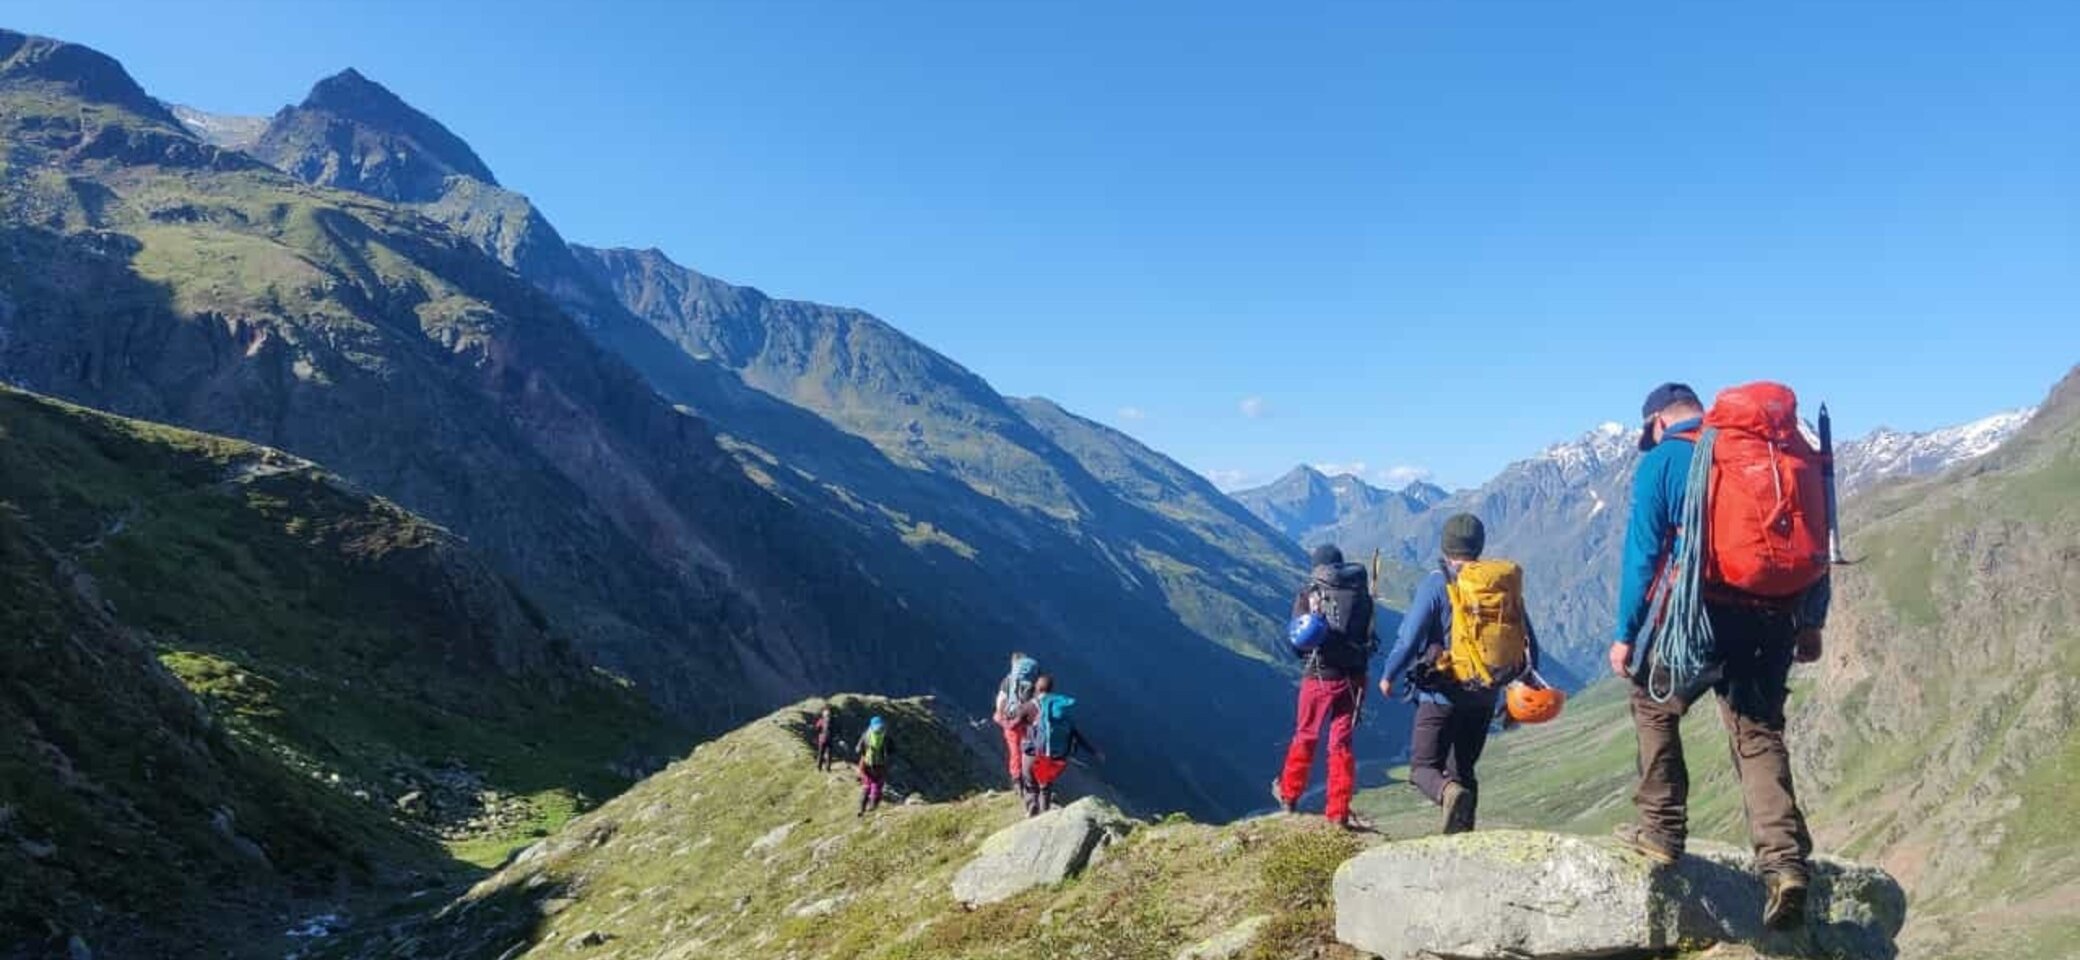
[1642,427,1718,703]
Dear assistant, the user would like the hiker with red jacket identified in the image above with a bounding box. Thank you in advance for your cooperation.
[1272,544,1377,831]
[1610,382,1831,932]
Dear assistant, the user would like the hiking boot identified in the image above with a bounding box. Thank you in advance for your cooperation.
[1763,871,1809,931]
[1612,823,1680,866]
[1271,780,1296,815]
[1439,782,1476,835]
[1334,812,1377,833]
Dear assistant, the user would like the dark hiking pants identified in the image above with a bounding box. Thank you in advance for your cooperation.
[1630,601,1814,881]
[1409,691,1496,816]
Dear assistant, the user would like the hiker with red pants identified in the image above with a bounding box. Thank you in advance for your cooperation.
[1018,674,1103,816]
[1272,544,1377,831]
[1610,381,1830,932]
[856,715,890,817]
[993,652,1041,803]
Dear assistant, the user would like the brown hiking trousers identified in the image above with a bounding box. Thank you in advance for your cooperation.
[1629,601,1813,881]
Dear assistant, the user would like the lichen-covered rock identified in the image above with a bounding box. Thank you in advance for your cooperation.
[1333,830,1906,959]
[950,798,1138,906]
[1175,914,1271,960]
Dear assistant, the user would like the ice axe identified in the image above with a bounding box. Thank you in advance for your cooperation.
[1818,403,1852,565]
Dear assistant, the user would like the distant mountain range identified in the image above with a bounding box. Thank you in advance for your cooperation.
[1233,408,2035,679]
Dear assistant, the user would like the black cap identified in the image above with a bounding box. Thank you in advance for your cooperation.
[1637,382,1701,451]
[1309,544,1344,567]
[1441,513,1486,560]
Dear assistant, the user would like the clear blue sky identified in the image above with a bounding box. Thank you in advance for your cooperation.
[13,1,2077,490]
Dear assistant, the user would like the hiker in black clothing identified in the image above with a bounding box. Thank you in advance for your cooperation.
[813,704,835,771]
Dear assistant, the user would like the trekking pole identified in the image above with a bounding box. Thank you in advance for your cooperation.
[1818,404,1849,565]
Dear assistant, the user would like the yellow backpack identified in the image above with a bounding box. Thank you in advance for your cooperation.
[1439,559,1530,687]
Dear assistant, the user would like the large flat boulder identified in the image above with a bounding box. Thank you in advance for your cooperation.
[1333,830,1906,959]
[950,798,1137,907]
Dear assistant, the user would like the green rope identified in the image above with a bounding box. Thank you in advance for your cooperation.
[1644,427,1718,703]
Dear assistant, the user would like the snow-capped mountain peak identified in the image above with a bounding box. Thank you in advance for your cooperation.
[1533,421,1635,485]
[1835,408,2036,493]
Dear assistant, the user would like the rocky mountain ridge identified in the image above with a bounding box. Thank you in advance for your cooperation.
[0,31,1314,822]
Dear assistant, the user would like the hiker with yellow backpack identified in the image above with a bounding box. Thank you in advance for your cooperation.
[1378,513,1560,834]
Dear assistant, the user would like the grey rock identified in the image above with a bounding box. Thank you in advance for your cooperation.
[950,797,1137,907]
[1333,831,1906,959]
[747,822,794,857]
[1175,914,1271,960]
[791,894,849,918]
[565,929,610,951]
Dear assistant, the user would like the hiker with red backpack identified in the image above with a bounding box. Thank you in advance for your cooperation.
[1272,545,1378,831]
[1610,382,1831,932]
[994,652,1042,802]
[1377,513,1557,835]
[1017,674,1103,816]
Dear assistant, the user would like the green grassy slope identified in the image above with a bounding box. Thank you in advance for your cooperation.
[343,695,1380,960]
[1353,366,2080,960]
[0,385,684,955]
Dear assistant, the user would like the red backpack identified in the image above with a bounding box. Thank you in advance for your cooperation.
[1695,382,1831,598]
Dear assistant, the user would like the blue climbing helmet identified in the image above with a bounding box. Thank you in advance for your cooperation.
[868,715,885,730]
[1287,612,1327,653]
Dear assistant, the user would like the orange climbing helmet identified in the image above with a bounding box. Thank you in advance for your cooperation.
[1505,677,1565,725]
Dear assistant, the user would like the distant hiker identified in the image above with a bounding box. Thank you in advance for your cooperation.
[1273,544,1378,831]
[814,705,835,771]
[1610,382,1830,931]
[1018,674,1102,816]
[1377,513,1543,834]
[994,651,1042,800]
[857,715,891,817]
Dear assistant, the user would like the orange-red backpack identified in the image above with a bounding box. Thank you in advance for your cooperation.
[1695,382,1831,598]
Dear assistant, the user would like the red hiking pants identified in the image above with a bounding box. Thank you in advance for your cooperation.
[1000,721,1027,783]
[1279,676,1363,820]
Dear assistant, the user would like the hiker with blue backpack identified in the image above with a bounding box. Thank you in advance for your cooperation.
[1018,674,1102,816]
[994,652,1042,802]
[857,715,891,817]
[1273,544,1378,831]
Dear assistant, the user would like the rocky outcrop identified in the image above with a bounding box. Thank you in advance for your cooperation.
[950,798,1137,907]
[1333,831,1906,960]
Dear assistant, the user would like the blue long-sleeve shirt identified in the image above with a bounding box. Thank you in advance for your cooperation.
[1378,565,1542,704]
[1615,418,1831,654]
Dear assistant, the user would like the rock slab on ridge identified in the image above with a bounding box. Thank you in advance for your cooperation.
[1333,830,1906,959]
[950,797,1137,907]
